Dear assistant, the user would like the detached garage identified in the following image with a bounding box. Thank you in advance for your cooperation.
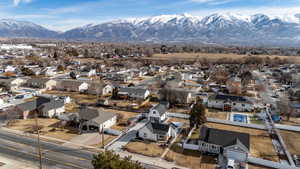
[78,107,117,133]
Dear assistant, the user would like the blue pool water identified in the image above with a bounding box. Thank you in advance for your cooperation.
[233,114,247,123]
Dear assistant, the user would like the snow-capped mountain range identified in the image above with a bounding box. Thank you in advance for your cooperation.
[2,13,300,46]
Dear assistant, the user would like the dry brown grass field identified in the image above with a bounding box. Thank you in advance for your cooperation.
[7,118,79,141]
[280,130,300,155]
[125,141,165,157]
[150,53,300,63]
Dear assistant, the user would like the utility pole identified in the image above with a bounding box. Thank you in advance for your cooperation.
[101,124,105,149]
[35,111,43,169]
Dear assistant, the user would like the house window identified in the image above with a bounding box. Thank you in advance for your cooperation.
[242,104,245,107]
[143,133,147,138]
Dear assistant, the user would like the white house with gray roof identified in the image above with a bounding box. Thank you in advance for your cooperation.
[78,107,117,133]
[137,122,177,142]
[146,103,168,123]
[118,87,150,100]
[207,94,253,112]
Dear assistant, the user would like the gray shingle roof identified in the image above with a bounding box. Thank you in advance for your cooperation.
[200,126,250,150]
[151,103,167,116]
[118,87,148,98]
[145,122,170,135]
[79,107,116,125]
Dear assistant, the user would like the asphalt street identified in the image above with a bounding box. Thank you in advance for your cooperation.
[0,129,94,169]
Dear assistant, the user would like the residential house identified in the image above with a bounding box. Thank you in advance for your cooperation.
[39,97,65,118]
[11,95,65,119]
[145,103,168,123]
[137,122,177,142]
[78,107,117,133]
[159,88,193,105]
[289,83,300,100]
[207,94,253,112]
[23,78,57,90]
[0,77,26,91]
[198,126,250,162]
[118,87,150,100]
[226,77,242,95]
[56,80,88,92]
[86,82,104,95]
[102,84,114,96]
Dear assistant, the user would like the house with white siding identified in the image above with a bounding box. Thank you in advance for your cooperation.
[137,122,177,142]
[78,107,117,133]
[118,87,150,100]
[0,77,26,91]
[145,103,168,123]
[183,126,250,163]
[207,94,253,112]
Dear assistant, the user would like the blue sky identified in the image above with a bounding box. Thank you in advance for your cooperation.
[1,0,300,31]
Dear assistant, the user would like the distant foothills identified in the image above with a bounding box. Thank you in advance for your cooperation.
[1,13,300,46]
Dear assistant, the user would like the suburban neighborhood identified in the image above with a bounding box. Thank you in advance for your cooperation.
[0,41,299,169]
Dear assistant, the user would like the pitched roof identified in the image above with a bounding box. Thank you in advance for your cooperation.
[40,97,65,112]
[151,103,167,116]
[78,107,116,125]
[209,94,251,103]
[57,79,86,88]
[200,126,250,150]
[25,78,50,84]
[145,122,170,135]
[119,87,148,98]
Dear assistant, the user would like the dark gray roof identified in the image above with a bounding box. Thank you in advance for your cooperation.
[40,98,65,112]
[58,79,86,88]
[79,107,116,125]
[25,78,50,85]
[119,87,148,98]
[145,122,170,135]
[151,103,167,116]
[16,95,64,113]
[16,100,36,112]
[200,126,250,150]
[209,94,251,104]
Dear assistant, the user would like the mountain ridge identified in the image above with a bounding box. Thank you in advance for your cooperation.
[1,13,300,46]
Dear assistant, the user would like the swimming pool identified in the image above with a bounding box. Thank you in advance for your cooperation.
[233,114,248,123]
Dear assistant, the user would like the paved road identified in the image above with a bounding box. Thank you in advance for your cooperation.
[0,129,94,169]
[0,128,164,169]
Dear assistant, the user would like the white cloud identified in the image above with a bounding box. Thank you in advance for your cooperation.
[189,0,236,5]
[188,6,300,16]
[13,0,32,6]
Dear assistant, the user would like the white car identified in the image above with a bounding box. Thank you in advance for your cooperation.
[227,159,235,169]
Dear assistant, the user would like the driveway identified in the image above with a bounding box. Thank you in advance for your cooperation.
[107,120,147,152]
[62,133,103,148]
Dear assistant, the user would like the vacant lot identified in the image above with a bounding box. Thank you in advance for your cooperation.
[7,118,79,141]
[151,53,300,63]
[280,130,300,155]
[124,141,165,157]
[206,122,279,161]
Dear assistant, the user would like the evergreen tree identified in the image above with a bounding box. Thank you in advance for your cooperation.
[92,151,144,169]
[189,97,207,129]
